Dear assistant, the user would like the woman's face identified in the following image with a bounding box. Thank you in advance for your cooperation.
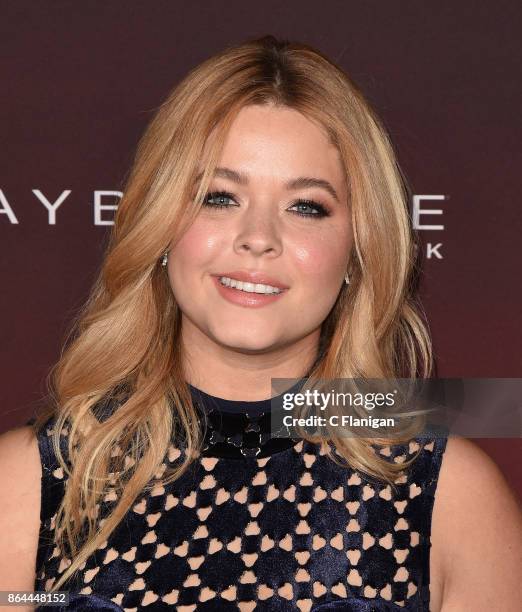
[168,104,353,356]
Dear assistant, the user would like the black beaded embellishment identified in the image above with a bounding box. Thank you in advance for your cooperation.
[195,403,299,458]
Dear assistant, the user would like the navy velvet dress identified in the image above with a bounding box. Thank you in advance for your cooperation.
[31,383,448,611]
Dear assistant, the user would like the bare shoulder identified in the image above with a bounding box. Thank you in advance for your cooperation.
[430,436,522,611]
[0,425,42,595]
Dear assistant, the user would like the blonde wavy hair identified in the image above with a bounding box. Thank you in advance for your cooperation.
[32,35,433,590]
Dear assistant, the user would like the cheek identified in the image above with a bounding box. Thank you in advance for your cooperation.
[292,233,349,286]
[169,221,223,282]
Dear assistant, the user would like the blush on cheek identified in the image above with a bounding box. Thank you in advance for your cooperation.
[171,220,226,275]
[294,242,345,287]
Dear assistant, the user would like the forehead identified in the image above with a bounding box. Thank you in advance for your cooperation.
[210,104,346,187]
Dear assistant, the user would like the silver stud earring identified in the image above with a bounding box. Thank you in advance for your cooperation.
[161,252,168,267]
[344,272,350,285]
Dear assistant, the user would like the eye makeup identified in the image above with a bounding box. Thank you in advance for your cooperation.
[202,190,331,219]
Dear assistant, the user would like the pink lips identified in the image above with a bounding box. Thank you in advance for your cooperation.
[211,270,289,290]
[211,274,288,308]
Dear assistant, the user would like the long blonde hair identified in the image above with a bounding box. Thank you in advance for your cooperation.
[32,35,432,590]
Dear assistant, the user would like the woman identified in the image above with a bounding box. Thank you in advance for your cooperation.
[0,35,520,611]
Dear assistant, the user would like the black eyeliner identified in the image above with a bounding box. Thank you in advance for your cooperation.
[202,190,330,218]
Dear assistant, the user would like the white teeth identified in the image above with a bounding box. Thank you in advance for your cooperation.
[219,276,282,294]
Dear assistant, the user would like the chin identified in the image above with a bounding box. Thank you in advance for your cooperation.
[212,329,280,353]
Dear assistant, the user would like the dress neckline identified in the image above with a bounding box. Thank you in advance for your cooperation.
[187,377,308,459]
[187,377,307,414]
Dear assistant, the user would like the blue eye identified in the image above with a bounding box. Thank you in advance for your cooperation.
[202,191,236,208]
[289,200,329,218]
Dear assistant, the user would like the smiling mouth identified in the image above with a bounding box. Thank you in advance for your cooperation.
[217,275,285,295]
[212,275,287,307]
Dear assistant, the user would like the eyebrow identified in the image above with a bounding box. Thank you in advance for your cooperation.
[194,166,340,202]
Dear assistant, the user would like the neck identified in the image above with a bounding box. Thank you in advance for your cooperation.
[181,319,321,401]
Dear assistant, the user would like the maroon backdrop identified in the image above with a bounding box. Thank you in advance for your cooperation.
[1,1,520,495]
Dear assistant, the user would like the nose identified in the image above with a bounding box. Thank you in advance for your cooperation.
[232,202,283,257]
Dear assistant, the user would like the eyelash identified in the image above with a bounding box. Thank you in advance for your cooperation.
[201,190,331,219]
